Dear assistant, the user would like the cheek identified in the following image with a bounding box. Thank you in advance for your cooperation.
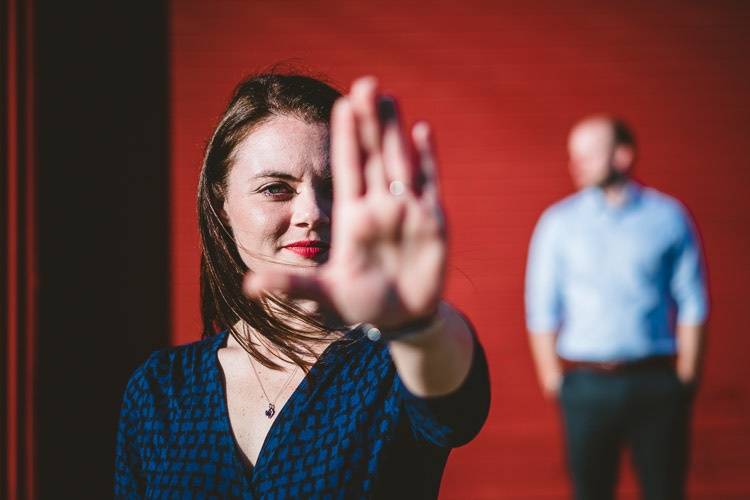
[580,156,608,176]
[228,202,292,250]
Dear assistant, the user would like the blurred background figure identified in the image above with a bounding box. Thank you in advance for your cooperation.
[525,116,708,500]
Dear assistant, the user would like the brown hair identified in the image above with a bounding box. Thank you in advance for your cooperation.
[612,118,636,148]
[197,73,341,370]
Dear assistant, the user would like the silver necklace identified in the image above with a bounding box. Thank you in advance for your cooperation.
[247,354,299,419]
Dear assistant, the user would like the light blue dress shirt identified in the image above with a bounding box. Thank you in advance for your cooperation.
[525,182,708,362]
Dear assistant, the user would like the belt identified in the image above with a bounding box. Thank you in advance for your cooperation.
[561,355,675,374]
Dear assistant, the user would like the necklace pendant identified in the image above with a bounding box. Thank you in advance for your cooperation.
[265,403,275,419]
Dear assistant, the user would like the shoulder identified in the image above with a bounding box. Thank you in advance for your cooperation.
[638,187,695,231]
[640,186,687,214]
[532,192,581,235]
[123,333,227,405]
[545,191,585,220]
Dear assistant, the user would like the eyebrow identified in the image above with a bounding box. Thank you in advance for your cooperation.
[251,170,333,182]
[252,170,301,181]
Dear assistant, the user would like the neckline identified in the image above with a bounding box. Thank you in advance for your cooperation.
[212,327,360,480]
[581,180,642,212]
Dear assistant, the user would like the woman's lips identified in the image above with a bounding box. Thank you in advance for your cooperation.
[283,241,329,259]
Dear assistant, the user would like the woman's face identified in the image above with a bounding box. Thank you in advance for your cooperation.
[223,115,332,276]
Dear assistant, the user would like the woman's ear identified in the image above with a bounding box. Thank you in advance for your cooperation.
[220,199,231,226]
[612,145,635,173]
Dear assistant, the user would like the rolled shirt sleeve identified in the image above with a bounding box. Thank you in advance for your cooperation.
[669,207,709,325]
[397,330,491,448]
[525,209,563,334]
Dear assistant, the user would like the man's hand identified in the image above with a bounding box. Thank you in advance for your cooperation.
[676,322,706,387]
[539,367,563,400]
[529,332,563,400]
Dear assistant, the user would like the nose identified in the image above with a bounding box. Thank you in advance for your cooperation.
[290,187,331,229]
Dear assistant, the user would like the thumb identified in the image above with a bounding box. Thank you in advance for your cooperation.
[243,270,328,302]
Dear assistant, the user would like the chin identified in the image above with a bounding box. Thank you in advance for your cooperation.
[290,262,323,274]
[280,247,330,267]
[245,250,328,275]
[275,256,327,273]
[577,174,604,189]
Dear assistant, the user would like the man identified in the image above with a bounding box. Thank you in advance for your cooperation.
[525,116,708,500]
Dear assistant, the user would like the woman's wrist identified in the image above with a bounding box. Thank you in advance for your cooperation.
[363,310,444,343]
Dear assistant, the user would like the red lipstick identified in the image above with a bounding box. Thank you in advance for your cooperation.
[283,240,329,259]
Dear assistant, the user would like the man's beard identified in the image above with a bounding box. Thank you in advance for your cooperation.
[598,167,627,189]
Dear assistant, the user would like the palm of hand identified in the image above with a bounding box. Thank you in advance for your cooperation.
[323,183,446,328]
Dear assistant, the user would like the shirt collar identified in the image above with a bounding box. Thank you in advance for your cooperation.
[581,180,642,212]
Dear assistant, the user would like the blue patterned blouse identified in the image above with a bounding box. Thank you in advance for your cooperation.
[115,326,490,498]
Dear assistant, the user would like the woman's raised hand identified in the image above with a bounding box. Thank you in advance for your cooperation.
[245,77,447,329]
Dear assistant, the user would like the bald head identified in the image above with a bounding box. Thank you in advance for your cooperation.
[567,116,636,190]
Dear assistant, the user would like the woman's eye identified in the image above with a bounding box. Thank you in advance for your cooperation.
[260,183,294,199]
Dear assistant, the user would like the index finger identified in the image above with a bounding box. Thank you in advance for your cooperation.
[331,96,364,201]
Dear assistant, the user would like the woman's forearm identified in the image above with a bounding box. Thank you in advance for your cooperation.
[387,301,475,397]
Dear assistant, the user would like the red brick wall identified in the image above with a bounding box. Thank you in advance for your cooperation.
[170,2,750,497]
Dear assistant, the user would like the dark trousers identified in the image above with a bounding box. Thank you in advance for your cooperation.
[560,367,693,500]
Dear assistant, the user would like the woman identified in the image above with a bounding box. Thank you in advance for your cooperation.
[115,73,490,498]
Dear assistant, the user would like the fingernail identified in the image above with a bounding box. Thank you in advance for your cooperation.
[353,76,377,94]
[377,95,398,124]
[413,121,429,140]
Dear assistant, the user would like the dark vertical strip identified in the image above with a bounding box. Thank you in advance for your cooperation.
[3,0,35,496]
[14,0,27,497]
[34,0,170,497]
[3,0,19,497]
[15,0,25,494]
[0,0,10,495]
[22,0,36,496]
